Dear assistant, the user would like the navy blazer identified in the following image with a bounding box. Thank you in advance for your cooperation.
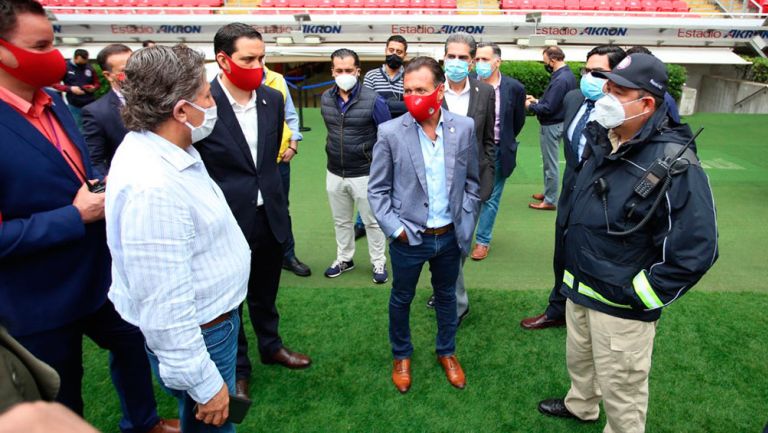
[0,91,110,337]
[194,79,290,244]
[497,74,527,178]
[82,90,128,177]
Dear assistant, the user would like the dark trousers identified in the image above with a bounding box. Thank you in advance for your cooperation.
[236,209,285,380]
[15,301,160,433]
[544,223,567,320]
[388,230,461,359]
[279,162,297,260]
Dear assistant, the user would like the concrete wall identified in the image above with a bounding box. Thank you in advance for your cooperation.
[696,75,768,113]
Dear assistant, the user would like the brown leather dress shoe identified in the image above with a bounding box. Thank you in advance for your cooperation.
[532,193,545,201]
[146,419,181,433]
[392,358,412,394]
[520,313,566,330]
[437,355,466,389]
[235,378,249,399]
[529,201,556,210]
[263,347,312,369]
[470,244,489,261]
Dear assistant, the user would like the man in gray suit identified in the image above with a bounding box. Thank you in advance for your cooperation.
[368,57,481,395]
[427,32,496,320]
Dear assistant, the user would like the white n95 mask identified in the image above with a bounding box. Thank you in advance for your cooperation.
[335,74,358,92]
[593,93,648,129]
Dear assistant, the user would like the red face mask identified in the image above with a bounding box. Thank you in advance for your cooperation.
[220,52,263,91]
[404,84,443,123]
[0,39,66,88]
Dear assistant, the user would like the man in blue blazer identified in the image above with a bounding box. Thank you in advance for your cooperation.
[81,44,132,177]
[193,23,312,400]
[368,57,481,394]
[0,2,176,432]
[469,42,526,261]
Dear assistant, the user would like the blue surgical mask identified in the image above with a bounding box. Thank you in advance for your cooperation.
[445,59,469,83]
[580,72,607,101]
[475,61,493,80]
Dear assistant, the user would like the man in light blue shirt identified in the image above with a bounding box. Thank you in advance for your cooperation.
[369,57,481,394]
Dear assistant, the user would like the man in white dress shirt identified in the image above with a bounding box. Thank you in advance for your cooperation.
[105,45,251,433]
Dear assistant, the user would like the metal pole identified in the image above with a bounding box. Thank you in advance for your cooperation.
[298,84,311,132]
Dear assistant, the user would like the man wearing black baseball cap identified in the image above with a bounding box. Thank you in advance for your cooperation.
[537,53,719,433]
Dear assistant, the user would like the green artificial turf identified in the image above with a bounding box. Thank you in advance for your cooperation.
[81,111,768,432]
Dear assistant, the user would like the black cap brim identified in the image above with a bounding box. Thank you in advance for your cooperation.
[592,71,641,91]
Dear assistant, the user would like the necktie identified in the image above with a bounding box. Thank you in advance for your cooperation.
[570,100,595,161]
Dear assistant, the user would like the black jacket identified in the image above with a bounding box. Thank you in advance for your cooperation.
[81,90,128,177]
[321,85,379,178]
[442,78,496,201]
[497,74,527,178]
[194,79,290,244]
[559,104,719,322]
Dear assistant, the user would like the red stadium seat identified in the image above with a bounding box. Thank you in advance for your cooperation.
[378,0,395,11]
[640,0,655,10]
[610,0,625,9]
[500,0,516,7]
[626,0,642,10]
[671,0,688,11]
[579,0,596,9]
[517,0,533,8]
[563,0,579,8]
[656,0,674,11]
[595,0,611,10]
[549,0,565,9]
[440,0,456,6]
[288,0,304,8]
[394,0,410,8]
[410,0,425,12]
[531,0,547,8]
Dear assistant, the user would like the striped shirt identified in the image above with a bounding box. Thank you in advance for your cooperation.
[363,65,404,103]
[106,130,250,404]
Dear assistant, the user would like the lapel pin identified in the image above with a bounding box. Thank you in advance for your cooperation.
[262,99,267,105]
[475,87,479,92]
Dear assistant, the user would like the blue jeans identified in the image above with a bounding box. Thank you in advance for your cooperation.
[146,311,239,433]
[475,158,510,246]
[388,230,461,359]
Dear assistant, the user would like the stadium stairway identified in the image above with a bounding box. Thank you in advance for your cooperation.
[458,0,502,14]
[686,0,721,12]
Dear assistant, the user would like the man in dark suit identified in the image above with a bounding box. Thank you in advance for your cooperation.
[427,32,495,321]
[0,2,177,432]
[521,45,627,330]
[81,43,132,177]
[469,42,526,261]
[193,23,312,401]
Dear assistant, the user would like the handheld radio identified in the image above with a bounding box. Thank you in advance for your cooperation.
[631,127,703,199]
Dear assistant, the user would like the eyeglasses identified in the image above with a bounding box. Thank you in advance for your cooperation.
[580,67,609,76]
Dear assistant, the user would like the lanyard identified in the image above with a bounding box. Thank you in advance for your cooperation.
[43,109,63,151]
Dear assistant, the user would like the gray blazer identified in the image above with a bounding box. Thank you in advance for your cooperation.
[368,110,481,255]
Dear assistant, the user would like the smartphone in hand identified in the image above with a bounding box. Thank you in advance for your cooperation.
[228,394,252,424]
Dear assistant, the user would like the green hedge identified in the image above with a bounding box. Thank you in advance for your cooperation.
[499,60,687,102]
[742,57,768,84]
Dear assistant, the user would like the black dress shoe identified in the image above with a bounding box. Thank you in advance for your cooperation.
[538,398,593,422]
[426,294,436,309]
[283,256,311,277]
[235,378,249,399]
[354,225,366,240]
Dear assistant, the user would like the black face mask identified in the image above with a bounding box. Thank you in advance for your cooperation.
[544,63,554,74]
[386,54,404,70]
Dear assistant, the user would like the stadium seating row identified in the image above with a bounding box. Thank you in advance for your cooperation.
[501,0,689,11]
[42,0,692,13]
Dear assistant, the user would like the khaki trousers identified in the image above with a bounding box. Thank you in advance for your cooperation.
[326,171,386,266]
[564,299,657,433]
